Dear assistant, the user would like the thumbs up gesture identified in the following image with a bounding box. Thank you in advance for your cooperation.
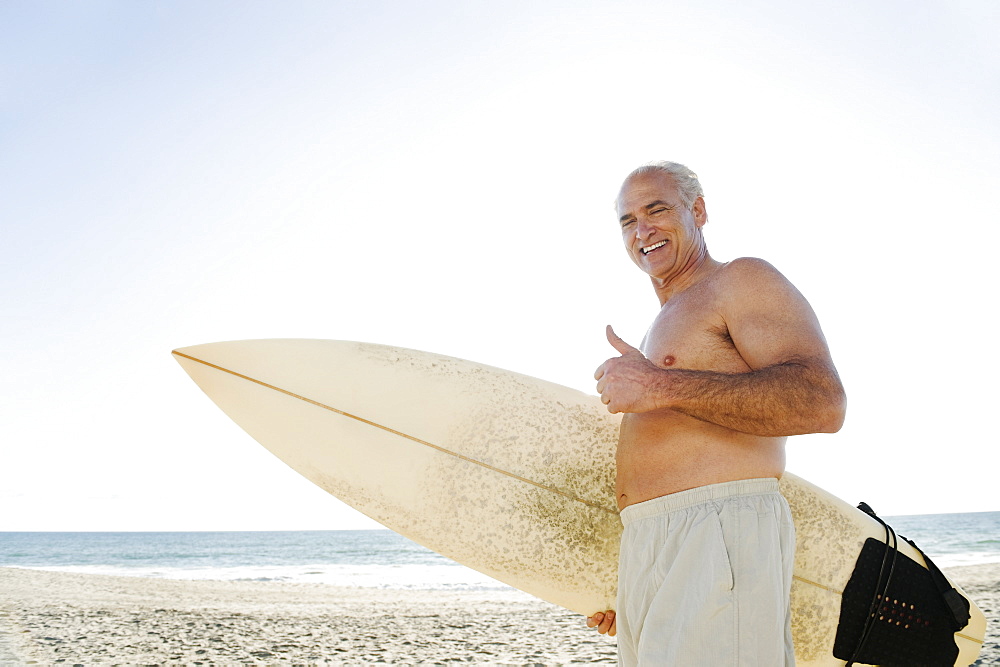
[594,325,668,414]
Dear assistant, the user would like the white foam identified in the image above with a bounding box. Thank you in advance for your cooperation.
[22,562,513,590]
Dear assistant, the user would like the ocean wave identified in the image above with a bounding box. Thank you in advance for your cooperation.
[13,562,515,590]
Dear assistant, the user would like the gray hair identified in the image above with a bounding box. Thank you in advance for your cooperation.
[624,161,704,208]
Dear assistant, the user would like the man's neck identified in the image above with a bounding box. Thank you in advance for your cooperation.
[651,250,720,306]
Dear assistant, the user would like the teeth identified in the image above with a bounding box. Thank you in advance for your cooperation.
[642,240,668,254]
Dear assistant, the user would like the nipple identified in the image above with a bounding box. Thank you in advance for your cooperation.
[662,355,676,366]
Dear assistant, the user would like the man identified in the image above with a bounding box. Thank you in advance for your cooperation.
[587,162,846,665]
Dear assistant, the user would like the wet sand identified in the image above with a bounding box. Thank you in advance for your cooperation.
[0,564,995,664]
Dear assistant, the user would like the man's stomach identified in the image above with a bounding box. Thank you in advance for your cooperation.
[615,411,786,511]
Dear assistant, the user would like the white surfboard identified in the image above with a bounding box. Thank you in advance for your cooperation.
[173,339,985,665]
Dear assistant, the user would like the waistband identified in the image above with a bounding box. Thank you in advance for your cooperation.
[620,478,781,527]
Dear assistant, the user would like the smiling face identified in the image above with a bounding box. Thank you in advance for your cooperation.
[616,170,709,289]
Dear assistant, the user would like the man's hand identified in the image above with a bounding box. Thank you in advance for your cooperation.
[586,610,616,636]
[594,325,667,414]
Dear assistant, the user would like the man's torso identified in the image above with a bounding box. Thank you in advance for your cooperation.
[616,263,786,510]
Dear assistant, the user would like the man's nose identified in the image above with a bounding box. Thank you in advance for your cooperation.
[635,217,655,241]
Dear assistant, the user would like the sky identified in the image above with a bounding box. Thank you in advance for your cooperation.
[2,0,998,531]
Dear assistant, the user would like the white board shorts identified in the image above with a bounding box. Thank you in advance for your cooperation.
[617,478,796,666]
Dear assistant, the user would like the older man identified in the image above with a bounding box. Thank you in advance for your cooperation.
[588,162,846,665]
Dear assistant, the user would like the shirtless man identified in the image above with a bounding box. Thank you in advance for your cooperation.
[587,162,846,665]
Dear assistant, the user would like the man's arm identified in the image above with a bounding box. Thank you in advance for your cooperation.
[595,259,846,436]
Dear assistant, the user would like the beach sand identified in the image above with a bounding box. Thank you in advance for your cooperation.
[0,568,616,664]
[0,564,995,665]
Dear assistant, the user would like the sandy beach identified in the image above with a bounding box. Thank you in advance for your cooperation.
[0,567,616,664]
[1,564,995,665]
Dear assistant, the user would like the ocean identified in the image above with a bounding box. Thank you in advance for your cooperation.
[2,511,997,589]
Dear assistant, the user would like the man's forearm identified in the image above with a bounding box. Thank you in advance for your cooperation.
[656,361,846,437]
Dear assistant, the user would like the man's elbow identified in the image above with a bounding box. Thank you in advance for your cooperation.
[815,388,847,433]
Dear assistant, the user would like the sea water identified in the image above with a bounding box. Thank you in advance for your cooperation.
[880,511,1000,567]
[0,530,504,589]
[1,511,997,587]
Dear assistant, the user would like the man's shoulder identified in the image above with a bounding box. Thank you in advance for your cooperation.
[706,257,811,316]
[715,257,791,291]
[720,256,781,275]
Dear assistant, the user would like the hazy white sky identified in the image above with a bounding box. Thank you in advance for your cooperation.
[3,0,998,531]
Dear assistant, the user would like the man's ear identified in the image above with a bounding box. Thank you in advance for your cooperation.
[693,196,708,227]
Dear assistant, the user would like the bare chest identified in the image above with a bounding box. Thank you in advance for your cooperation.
[642,292,752,373]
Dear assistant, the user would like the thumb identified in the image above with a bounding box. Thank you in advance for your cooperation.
[606,325,640,356]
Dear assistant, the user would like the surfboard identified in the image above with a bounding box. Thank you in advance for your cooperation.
[172,339,985,666]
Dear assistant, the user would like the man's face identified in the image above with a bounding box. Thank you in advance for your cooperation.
[615,171,707,282]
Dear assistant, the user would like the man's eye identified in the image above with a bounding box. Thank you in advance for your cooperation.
[621,219,635,228]
[651,207,666,214]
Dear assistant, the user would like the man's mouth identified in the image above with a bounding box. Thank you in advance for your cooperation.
[641,240,668,255]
